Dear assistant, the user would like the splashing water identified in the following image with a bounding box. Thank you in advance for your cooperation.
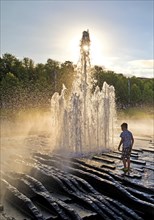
[51,30,116,154]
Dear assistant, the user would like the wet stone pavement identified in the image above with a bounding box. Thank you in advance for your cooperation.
[0,137,154,220]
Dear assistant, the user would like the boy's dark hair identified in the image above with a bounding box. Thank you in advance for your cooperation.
[121,123,128,129]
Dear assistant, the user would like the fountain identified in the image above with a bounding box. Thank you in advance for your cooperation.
[1,31,154,220]
[51,30,116,155]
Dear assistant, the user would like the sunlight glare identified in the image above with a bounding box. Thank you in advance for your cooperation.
[68,29,109,67]
[90,33,106,66]
[83,45,89,51]
[69,34,81,62]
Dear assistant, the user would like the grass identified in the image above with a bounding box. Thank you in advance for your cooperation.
[117,106,153,120]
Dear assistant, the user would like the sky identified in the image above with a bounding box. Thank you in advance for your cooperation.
[1,0,154,78]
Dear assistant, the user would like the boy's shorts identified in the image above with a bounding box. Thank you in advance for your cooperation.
[121,146,131,160]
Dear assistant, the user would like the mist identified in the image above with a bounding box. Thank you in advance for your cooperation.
[1,110,54,172]
[117,109,153,140]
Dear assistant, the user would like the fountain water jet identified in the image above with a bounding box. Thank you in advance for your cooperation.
[51,30,116,155]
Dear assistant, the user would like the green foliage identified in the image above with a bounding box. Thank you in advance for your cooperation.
[0,53,76,111]
[115,77,128,105]
[92,66,153,108]
[142,82,153,104]
[130,84,142,105]
[0,53,153,112]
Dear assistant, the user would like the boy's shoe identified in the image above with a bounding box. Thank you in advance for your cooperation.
[121,168,128,172]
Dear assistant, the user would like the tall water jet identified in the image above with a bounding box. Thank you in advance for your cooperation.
[51,30,116,154]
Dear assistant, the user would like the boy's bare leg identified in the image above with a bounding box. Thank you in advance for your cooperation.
[127,158,130,170]
[122,159,127,169]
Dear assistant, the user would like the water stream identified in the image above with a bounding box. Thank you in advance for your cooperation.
[50,30,116,154]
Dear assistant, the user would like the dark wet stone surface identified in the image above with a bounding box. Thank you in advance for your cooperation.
[1,139,154,220]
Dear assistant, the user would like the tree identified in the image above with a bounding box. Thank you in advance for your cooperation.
[0,72,20,109]
[58,61,75,93]
[0,53,23,81]
[22,57,36,81]
[45,59,60,81]
[130,84,142,105]
[142,82,154,105]
[1,53,153,111]
[115,77,128,106]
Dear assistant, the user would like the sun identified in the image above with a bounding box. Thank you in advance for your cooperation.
[68,29,109,67]
[90,33,107,67]
[69,34,81,62]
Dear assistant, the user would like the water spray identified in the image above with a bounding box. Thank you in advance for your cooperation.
[51,30,116,154]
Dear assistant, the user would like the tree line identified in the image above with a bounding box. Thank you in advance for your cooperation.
[0,53,153,113]
[0,53,75,112]
[92,66,153,108]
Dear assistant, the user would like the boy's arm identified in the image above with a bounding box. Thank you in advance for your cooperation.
[131,134,134,148]
[118,138,123,151]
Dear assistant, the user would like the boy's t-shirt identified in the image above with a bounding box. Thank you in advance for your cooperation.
[120,130,133,148]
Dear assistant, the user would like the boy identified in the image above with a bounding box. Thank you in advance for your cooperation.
[118,123,134,173]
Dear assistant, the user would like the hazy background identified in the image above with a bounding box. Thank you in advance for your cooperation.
[1,108,153,140]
